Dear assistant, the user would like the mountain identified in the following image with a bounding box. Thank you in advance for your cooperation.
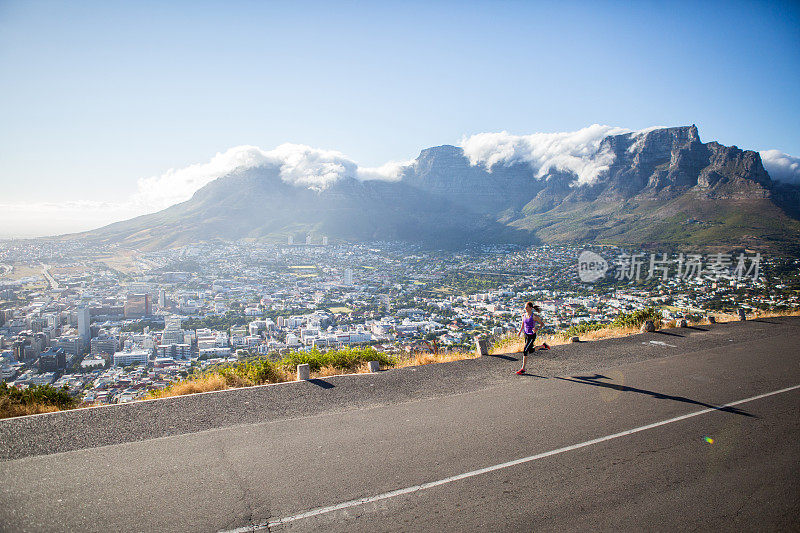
[76,125,800,253]
[82,164,530,250]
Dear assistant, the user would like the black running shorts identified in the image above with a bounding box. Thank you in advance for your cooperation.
[523,332,537,355]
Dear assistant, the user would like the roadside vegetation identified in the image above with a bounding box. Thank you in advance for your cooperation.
[0,382,78,419]
[149,345,480,399]
[148,346,396,399]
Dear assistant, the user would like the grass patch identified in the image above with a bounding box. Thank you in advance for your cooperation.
[394,350,478,368]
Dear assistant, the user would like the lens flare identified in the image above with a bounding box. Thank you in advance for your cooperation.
[703,436,714,444]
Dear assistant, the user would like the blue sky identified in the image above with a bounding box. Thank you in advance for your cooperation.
[1,0,799,236]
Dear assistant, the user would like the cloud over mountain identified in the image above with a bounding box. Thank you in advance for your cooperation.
[459,124,633,185]
[760,150,800,185]
[133,144,413,210]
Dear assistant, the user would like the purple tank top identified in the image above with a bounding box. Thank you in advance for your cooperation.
[523,314,537,335]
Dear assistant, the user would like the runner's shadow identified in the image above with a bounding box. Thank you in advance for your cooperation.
[686,326,708,331]
[555,374,754,418]
[486,353,518,361]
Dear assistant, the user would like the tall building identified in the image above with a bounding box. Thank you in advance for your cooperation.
[156,343,191,360]
[90,333,119,356]
[77,306,90,342]
[12,340,26,362]
[287,235,294,245]
[344,268,353,286]
[52,336,81,357]
[38,348,66,372]
[124,294,152,318]
[29,317,48,333]
[322,236,328,246]
[158,289,166,308]
[112,349,150,367]
[34,332,49,350]
[161,326,184,345]
[306,235,313,245]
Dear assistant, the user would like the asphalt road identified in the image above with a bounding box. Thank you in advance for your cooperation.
[1,318,798,532]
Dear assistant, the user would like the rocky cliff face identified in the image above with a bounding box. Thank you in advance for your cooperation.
[591,125,773,200]
[401,145,543,215]
[398,125,778,210]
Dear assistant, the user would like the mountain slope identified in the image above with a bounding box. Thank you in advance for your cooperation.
[82,166,530,250]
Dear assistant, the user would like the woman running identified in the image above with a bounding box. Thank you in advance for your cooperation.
[517,301,548,375]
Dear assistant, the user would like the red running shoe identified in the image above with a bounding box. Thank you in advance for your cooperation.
[540,343,550,350]
[516,369,525,375]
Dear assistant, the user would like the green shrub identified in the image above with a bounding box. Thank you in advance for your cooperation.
[560,322,605,340]
[234,358,284,384]
[612,308,662,329]
[0,382,77,412]
[280,346,395,372]
[188,346,397,388]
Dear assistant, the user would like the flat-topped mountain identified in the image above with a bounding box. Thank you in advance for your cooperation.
[75,125,800,252]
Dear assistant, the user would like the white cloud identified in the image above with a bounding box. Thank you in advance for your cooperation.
[357,159,414,181]
[133,145,270,211]
[460,124,635,185]
[760,150,800,185]
[132,143,413,211]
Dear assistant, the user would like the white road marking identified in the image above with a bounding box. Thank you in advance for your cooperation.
[643,340,677,347]
[220,384,800,533]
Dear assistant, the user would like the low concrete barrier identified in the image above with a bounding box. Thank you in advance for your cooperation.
[570,336,580,343]
[475,338,489,356]
[367,360,380,373]
[708,316,716,324]
[297,364,310,381]
[679,319,688,328]
[641,320,656,332]
[738,309,747,321]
